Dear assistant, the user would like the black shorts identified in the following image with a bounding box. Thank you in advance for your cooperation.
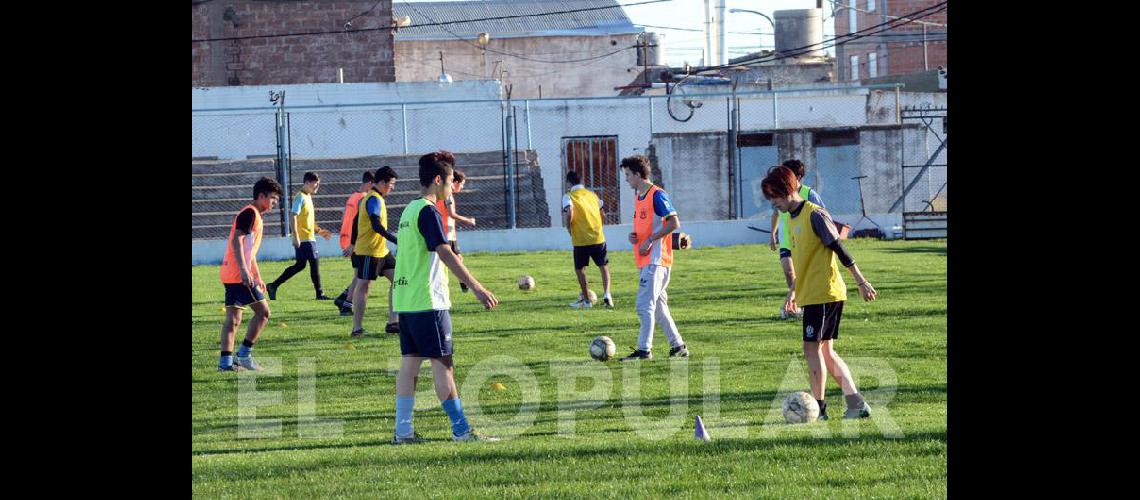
[449,240,461,255]
[224,283,265,308]
[353,253,396,280]
[295,241,318,261]
[350,251,359,268]
[573,243,609,269]
[398,310,453,358]
[802,301,844,342]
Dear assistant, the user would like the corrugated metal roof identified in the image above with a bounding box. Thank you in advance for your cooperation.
[394,0,641,41]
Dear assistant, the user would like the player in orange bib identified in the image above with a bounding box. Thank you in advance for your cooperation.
[618,155,689,361]
[218,177,283,372]
[333,170,375,316]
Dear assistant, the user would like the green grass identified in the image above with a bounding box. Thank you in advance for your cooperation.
[192,239,946,498]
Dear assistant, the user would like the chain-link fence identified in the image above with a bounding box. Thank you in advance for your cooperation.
[192,85,946,241]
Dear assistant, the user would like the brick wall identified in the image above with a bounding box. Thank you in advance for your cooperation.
[192,0,396,87]
[833,0,946,80]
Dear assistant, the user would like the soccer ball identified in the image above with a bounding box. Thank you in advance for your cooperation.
[518,275,535,290]
[782,391,820,424]
[589,335,616,361]
[779,306,803,320]
[586,289,598,305]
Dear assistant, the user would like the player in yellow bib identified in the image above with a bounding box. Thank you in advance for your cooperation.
[562,170,613,308]
[267,171,333,300]
[769,159,828,318]
[762,166,878,420]
[349,166,401,337]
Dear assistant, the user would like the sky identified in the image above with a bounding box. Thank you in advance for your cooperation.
[396,0,840,67]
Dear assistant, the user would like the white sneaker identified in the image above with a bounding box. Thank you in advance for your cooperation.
[453,430,500,442]
[602,295,614,308]
[235,355,262,371]
[569,298,593,309]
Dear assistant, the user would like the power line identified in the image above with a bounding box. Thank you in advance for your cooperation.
[714,2,946,70]
[192,0,672,43]
[825,0,947,27]
[343,1,383,30]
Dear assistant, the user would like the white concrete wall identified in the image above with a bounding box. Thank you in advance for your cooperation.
[192,81,503,110]
[193,85,939,239]
[193,218,798,265]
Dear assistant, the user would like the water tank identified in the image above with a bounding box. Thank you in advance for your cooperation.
[774,9,824,58]
[646,33,665,66]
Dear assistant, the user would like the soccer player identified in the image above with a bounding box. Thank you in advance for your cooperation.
[267,172,333,300]
[218,177,283,372]
[561,170,612,308]
[333,171,375,316]
[390,151,500,444]
[618,155,689,361]
[350,166,401,337]
[435,170,476,293]
[761,165,878,420]
[769,159,827,314]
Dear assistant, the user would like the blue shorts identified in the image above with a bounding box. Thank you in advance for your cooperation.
[397,310,453,358]
[224,283,265,308]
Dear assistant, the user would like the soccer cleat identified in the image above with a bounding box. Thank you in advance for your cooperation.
[391,432,425,445]
[669,344,690,357]
[234,355,261,371]
[339,306,353,316]
[602,296,614,308]
[218,364,244,372]
[843,403,872,420]
[385,322,400,334]
[453,430,500,442]
[316,293,333,300]
[819,412,829,421]
[266,283,278,300]
[460,282,469,293]
[620,349,652,362]
[351,328,369,338]
[569,298,593,309]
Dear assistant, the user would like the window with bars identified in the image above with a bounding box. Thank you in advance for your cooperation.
[562,136,620,225]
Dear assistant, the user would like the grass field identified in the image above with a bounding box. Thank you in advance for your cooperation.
[192,239,946,497]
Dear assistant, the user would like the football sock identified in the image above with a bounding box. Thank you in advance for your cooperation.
[395,396,416,437]
[441,398,471,436]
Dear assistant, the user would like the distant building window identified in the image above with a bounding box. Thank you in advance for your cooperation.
[868,0,876,12]
[868,52,878,78]
[850,55,860,81]
[849,0,857,33]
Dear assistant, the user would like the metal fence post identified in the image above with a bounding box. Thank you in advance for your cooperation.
[772,91,779,129]
[401,103,409,154]
[524,100,532,150]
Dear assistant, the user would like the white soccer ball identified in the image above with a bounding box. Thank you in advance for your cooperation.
[589,335,616,361]
[518,275,535,291]
[782,391,820,424]
[586,289,598,305]
[779,306,804,320]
